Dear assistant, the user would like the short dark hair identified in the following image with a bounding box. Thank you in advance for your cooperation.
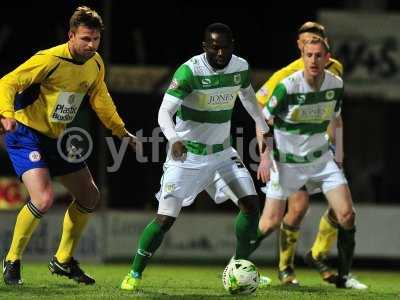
[69,6,104,32]
[298,21,326,39]
[204,23,233,41]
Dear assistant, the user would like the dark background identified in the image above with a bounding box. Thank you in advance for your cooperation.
[0,1,399,209]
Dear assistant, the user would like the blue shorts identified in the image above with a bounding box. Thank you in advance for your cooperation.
[4,123,86,178]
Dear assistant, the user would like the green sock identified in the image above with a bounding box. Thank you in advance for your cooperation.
[249,227,274,256]
[131,219,166,277]
[235,211,259,259]
[337,226,355,278]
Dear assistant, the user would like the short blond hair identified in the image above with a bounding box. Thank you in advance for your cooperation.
[303,36,330,53]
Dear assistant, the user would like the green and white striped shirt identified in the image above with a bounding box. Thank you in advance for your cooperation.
[164,53,251,155]
[264,70,343,164]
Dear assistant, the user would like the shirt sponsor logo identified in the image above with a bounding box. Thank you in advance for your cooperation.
[208,93,235,105]
[29,151,41,162]
[50,92,84,123]
[290,102,336,122]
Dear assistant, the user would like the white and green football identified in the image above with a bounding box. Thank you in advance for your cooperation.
[222,259,260,295]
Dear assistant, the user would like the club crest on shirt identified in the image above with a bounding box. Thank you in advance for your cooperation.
[79,81,89,91]
[325,90,335,100]
[233,73,241,85]
[29,151,41,162]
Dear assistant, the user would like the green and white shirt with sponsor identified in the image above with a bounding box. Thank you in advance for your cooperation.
[165,53,251,155]
[264,69,343,164]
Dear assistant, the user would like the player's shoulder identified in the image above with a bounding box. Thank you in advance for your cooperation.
[326,57,343,77]
[35,44,65,63]
[179,54,203,75]
[92,52,105,70]
[324,69,343,88]
[279,70,303,93]
[230,54,249,69]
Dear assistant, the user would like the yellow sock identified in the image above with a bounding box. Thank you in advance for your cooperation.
[279,223,300,271]
[311,210,338,260]
[55,201,91,263]
[6,202,42,261]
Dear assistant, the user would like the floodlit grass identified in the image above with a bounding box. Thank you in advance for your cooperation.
[1,263,399,299]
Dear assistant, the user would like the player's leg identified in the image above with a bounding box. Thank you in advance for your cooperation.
[305,207,338,283]
[121,162,201,291]
[278,190,309,285]
[310,208,338,260]
[2,124,55,285]
[324,184,366,289]
[3,168,54,285]
[49,166,99,284]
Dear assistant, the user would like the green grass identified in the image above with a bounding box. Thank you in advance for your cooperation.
[0,263,399,299]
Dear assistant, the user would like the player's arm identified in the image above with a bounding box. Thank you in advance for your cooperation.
[89,60,141,152]
[158,64,194,161]
[0,53,57,133]
[257,82,288,182]
[330,85,344,167]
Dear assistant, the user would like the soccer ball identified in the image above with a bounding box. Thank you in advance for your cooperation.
[222,259,260,295]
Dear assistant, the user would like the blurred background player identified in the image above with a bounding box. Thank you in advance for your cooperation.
[120,23,271,292]
[253,22,361,287]
[0,6,140,285]
[259,37,366,289]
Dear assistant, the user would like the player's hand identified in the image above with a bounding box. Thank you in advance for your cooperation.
[257,155,274,183]
[0,116,17,135]
[171,140,187,162]
[124,131,143,154]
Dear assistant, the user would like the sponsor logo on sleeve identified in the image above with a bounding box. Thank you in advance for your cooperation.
[169,79,179,90]
[269,96,278,108]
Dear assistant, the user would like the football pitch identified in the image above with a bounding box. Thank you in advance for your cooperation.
[0,263,398,300]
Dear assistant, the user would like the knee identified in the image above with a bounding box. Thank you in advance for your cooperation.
[33,187,54,213]
[156,214,176,232]
[238,195,260,215]
[286,205,308,226]
[259,213,281,233]
[337,210,355,228]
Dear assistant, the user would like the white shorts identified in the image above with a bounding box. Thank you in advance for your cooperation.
[265,158,347,200]
[156,147,257,217]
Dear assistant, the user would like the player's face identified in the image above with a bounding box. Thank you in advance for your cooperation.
[303,43,329,77]
[68,25,101,62]
[203,32,233,69]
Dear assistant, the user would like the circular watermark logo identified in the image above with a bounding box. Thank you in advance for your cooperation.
[57,127,93,163]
